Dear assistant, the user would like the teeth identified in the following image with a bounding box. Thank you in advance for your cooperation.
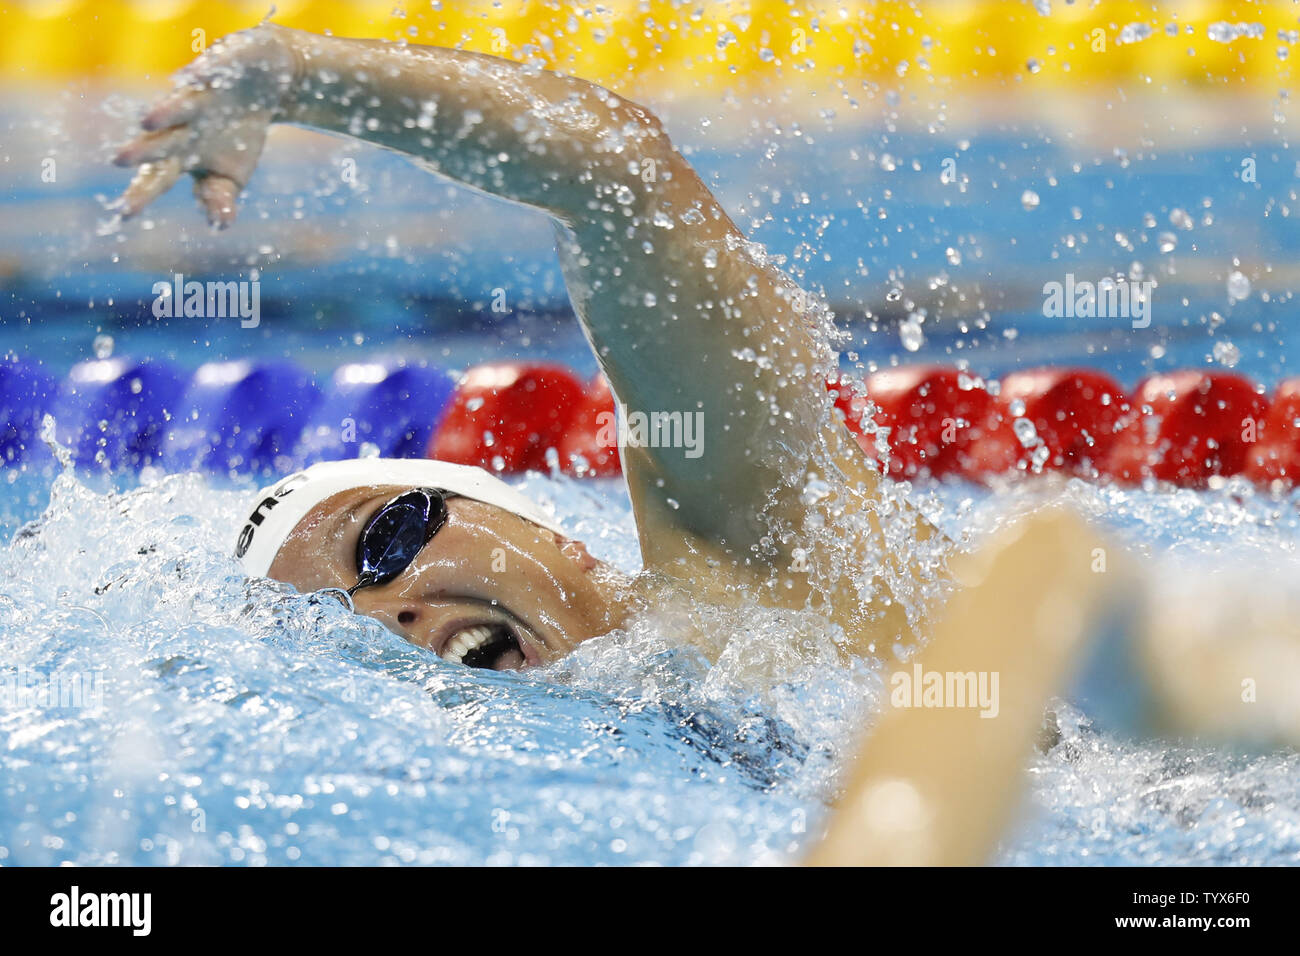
[440,625,499,665]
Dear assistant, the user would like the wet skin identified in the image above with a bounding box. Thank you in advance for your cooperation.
[268,486,631,670]
[114,23,934,663]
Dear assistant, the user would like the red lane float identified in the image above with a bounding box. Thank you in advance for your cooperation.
[556,374,622,477]
[830,366,1017,480]
[423,362,1292,490]
[1105,371,1269,485]
[997,368,1131,476]
[429,362,586,473]
[1244,378,1300,484]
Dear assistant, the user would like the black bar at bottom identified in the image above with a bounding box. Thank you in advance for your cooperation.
[0,865,1277,941]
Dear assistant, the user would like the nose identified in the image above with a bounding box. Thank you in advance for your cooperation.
[350,591,428,645]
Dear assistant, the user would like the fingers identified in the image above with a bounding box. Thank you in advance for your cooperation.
[114,164,245,228]
[115,157,183,219]
[113,121,255,228]
[193,173,241,229]
[142,89,204,131]
[112,126,194,168]
[115,66,265,229]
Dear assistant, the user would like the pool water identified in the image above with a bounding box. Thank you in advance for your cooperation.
[4,83,1300,865]
[5,459,1300,865]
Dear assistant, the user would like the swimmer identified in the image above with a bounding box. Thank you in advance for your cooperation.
[112,23,1294,864]
[112,21,938,671]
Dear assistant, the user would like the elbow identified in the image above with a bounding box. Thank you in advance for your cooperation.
[621,97,666,135]
[616,96,674,159]
[566,78,674,160]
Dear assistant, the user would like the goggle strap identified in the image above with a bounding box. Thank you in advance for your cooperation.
[346,570,377,597]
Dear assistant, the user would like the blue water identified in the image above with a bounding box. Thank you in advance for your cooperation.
[6,462,1300,865]
[5,94,1295,385]
[4,87,1300,865]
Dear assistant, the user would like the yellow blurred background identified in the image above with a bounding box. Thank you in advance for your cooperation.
[1,0,1296,95]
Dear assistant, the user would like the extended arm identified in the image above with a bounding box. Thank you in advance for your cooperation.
[272,27,838,561]
[115,23,934,651]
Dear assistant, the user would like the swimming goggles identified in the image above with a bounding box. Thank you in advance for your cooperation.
[317,487,456,611]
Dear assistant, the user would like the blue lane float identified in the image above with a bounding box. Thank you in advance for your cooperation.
[8,357,454,474]
[52,358,187,470]
[297,361,455,463]
[162,360,321,475]
[0,356,57,465]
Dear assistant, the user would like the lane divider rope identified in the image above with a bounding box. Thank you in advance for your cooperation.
[1,355,1293,487]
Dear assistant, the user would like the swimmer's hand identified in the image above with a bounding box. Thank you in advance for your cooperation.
[112,25,296,228]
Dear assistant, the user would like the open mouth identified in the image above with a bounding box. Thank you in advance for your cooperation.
[440,623,526,670]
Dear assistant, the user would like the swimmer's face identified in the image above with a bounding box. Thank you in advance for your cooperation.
[268,486,629,670]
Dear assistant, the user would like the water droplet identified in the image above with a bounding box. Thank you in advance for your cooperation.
[1212,340,1241,367]
[1208,21,1264,44]
[92,334,114,360]
[1119,23,1152,45]
[1021,189,1040,211]
[899,319,925,352]
[801,477,832,505]
[1227,270,1251,301]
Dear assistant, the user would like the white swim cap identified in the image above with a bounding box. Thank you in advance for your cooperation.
[233,458,564,577]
